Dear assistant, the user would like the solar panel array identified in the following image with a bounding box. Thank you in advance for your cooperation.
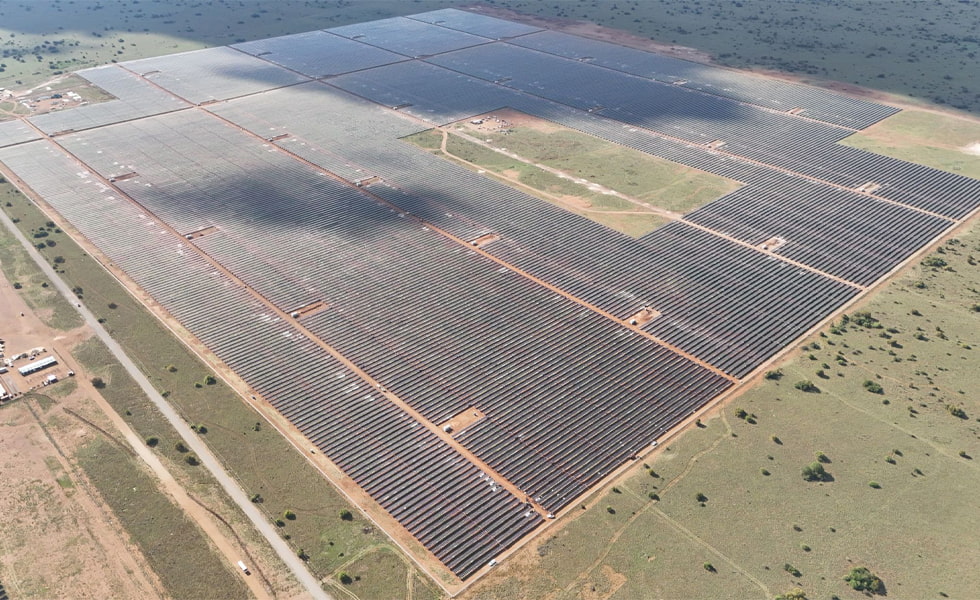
[232,31,405,78]
[124,47,309,105]
[1,7,977,582]
[29,65,190,134]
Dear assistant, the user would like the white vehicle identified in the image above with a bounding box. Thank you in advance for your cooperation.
[236,560,251,575]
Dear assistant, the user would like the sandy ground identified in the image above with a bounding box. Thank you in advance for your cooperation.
[0,264,163,598]
[963,142,980,156]
[0,228,278,599]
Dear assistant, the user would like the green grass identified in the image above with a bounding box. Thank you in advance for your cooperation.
[470,123,741,213]
[1,174,415,589]
[0,185,82,330]
[467,227,980,600]
[840,110,980,179]
[403,129,680,238]
[334,546,443,600]
[76,437,249,600]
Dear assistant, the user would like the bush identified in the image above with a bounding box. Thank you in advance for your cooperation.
[250,493,262,503]
[53,255,65,264]
[771,435,782,444]
[844,566,885,594]
[338,572,353,585]
[764,368,783,380]
[695,492,708,503]
[801,462,829,482]
[863,380,884,394]
[794,380,819,393]
[274,518,285,527]
[868,481,881,488]
[174,441,189,453]
[339,509,353,521]
[606,506,616,514]
[204,374,217,385]
[297,548,309,561]
[815,451,830,464]
[166,364,177,373]
[783,563,802,577]
[283,510,296,520]
[91,376,105,389]
[946,404,967,419]
[703,562,716,572]
[774,589,807,600]
[185,454,200,466]
[145,436,159,447]
[921,255,947,268]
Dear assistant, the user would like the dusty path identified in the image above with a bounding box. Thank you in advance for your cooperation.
[0,203,332,600]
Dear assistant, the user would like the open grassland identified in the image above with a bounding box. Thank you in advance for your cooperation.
[840,110,980,179]
[404,120,739,238]
[466,228,980,600]
[457,112,742,213]
[1,181,430,599]
[75,437,249,599]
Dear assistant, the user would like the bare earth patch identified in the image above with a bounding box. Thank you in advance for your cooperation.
[963,142,980,156]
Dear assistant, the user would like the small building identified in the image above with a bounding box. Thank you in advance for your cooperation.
[0,380,9,400]
[18,355,58,376]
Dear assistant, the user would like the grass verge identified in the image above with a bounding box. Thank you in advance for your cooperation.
[75,437,248,599]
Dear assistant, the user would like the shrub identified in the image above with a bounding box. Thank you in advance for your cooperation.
[862,380,884,394]
[185,454,200,466]
[844,566,885,594]
[771,435,782,444]
[648,492,659,501]
[783,563,802,577]
[339,509,353,521]
[735,408,748,419]
[774,589,807,600]
[606,506,616,514]
[800,544,811,552]
[868,481,881,488]
[195,424,208,434]
[764,369,783,380]
[946,404,967,419]
[297,548,309,561]
[274,518,285,527]
[338,572,353,585]
[815,451,830,464]
[204,374,217,385]
[611,487,621,494]
[703,562,716,572]
[801,462,829,482]
[145,436,159,447]
[761,468,771,476]
[794,380,819,393]
[53,255,65,264]
[284,510,296,520]
[695,492,708,503]
[174,441,188,453]
[91,376,105,389]
[921,255,947,268]
[250,493,262,503]
[166,364,177,372]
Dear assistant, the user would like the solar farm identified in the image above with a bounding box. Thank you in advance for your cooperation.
[1,7,978,586]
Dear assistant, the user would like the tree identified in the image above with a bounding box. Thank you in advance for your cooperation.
[337,572,353,585]
[801,462,829,482]
[283,510,296,520]
[339,509,353,521]
[91,376,105,389]
[145,436,159,447]
[844,566,885,595]
[204,374,217,385]
[695,492,708,503]
[775,589,807,600]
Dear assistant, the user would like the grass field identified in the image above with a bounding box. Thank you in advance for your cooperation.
[75,436,249,599]
[0,180,433,599]
[465,221,980,600]
[404,119,738,237]
[840,110,980,179]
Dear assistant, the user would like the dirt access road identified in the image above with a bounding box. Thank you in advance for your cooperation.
[0,206,332,600]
